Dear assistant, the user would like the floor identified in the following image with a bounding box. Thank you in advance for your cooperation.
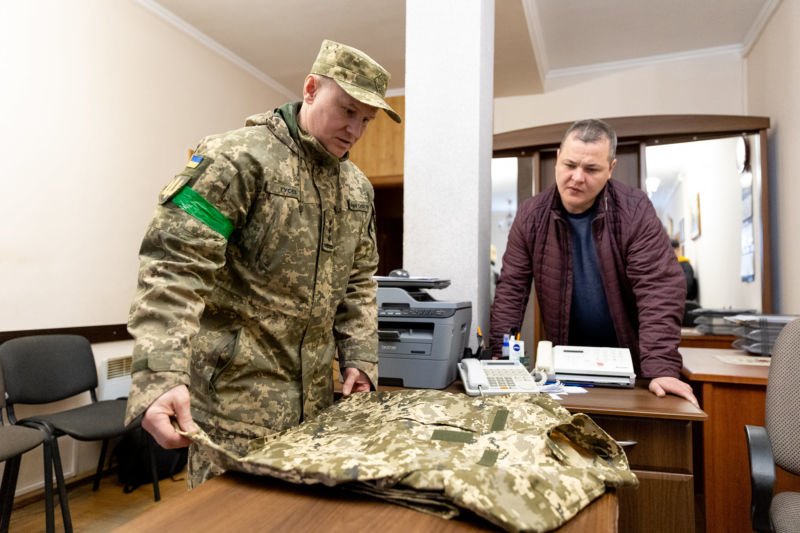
[6,469,189,532]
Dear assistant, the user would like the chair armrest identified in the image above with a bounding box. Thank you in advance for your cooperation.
[745,424,775,533]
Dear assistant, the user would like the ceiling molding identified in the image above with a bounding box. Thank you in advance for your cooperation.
[521,0,548,83]
[547,44,743,80]
[135,0,298,100]
[742,0,782,55]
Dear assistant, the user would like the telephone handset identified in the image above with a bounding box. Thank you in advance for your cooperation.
[534,340,554,377]
[461,358,490,389]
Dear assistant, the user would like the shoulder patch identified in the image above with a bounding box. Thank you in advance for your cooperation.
[186,154,204,168]
[159,154,215,204]
[179,153,213,178]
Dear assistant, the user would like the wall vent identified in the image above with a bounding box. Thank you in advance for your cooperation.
[97,355,133,401]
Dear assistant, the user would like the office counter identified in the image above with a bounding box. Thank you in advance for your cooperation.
[681,347,800,533]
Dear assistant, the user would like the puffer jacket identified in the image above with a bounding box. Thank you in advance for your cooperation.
[491,180,685,378]
[125,103,379,446]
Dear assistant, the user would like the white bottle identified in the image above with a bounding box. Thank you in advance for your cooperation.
[502,334,510,358]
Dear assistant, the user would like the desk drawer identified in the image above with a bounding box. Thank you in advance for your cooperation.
[592,415,693,473]
[618,470,695,533]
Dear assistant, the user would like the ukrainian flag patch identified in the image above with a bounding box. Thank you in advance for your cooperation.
[186,154,204,169]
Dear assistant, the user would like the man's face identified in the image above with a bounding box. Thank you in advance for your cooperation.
[555,132,617,214]
[303,77,377,158]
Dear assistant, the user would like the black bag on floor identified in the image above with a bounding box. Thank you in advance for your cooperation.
[113,426,188,493]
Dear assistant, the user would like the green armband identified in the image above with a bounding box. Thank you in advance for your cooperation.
[171,186,234,239]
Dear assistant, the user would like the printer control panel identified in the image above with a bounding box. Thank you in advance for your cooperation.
[379,307,456,318]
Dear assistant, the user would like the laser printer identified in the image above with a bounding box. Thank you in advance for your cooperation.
[375,276,471,389]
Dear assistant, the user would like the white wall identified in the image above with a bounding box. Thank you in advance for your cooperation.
[0,0,287,333]
[494,51,744,133]
[745,0,800,314]
[0,0,286,495]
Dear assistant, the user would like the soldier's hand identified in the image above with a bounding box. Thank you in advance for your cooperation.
[648,376,699,408]
[142,385,197,449]
[341,367,371,396]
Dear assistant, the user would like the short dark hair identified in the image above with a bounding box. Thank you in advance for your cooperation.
[561,119,618,162]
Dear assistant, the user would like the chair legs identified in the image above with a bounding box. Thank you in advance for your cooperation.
[47,437,72,533]
[1,456,22,533]
[92,439,110,492]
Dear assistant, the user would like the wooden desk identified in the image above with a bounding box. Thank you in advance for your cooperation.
[114,471,618,532]
[680,329,736,349]
[682,347,800,533]
[556,384,706,533]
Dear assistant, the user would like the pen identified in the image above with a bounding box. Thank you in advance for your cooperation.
[562,382,594,388]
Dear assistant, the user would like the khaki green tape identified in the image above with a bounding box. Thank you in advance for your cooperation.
[131,358,148,373]
[477,449,499,467]
[490,408,509,432]
[431,430,474,444]
[172,186,234,239]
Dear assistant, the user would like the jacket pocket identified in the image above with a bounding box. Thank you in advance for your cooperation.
[254,182,301,270]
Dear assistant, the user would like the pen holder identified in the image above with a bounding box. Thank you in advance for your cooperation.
[508,339,524,361]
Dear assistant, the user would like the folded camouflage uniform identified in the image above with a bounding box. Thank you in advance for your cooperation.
[183,390,637,532]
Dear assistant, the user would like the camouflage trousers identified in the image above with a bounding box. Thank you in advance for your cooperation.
[181,390,638,532]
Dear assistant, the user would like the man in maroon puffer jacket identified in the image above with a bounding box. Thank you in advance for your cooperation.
[490,119,697,406]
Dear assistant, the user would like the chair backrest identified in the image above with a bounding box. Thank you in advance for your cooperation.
[0,335,98,405]
[765,318,800,476]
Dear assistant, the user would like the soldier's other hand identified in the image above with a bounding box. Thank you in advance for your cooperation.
[648,376,699,408]
[142,385,197,449]
[341,367,371,397]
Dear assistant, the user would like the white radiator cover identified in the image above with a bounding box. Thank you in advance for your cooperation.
[97,355,132,400]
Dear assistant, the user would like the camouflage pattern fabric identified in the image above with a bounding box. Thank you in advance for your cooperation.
[310,39,401,123]
[125,103,379,481]
[181,390,638,532]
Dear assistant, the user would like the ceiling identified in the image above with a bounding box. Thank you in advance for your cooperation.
[142,0,775,100]
[140,0,776,213]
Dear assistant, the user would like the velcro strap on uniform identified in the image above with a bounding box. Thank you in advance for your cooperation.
[171,186,234,239]
[490,408,509,432]
[431,429,474,444]
[477,449,499,467]
[131,358,148,373]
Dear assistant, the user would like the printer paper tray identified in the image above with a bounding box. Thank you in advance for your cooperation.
[555,372,635,388]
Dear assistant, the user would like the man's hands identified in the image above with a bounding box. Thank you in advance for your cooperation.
[341,367,371,396]
[141,385,197,449]
[648,376,699,407]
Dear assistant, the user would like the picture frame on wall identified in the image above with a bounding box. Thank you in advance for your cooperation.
[690,193,702,240]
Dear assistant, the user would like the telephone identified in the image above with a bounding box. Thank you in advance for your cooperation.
[459,358,541,396]
[536,341,636,388]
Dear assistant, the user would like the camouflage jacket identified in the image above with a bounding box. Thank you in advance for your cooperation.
[125,104,379,444]
[184,390,638,532]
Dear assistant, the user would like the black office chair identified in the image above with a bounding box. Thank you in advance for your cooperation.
[0,362,69,533]
[0,335,162,529]
[745,318,800,533]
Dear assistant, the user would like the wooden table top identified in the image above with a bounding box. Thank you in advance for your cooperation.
[680,347,770,385]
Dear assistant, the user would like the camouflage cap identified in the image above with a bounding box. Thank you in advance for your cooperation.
[311,39,401,123]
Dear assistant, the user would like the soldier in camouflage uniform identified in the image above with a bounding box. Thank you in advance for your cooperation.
[125,40,401,487]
